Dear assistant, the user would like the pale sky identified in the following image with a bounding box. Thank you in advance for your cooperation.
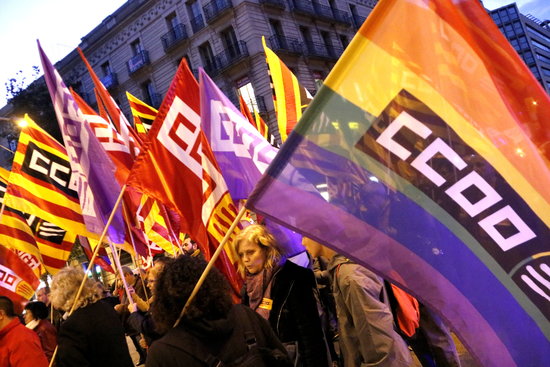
[0,0,548,109]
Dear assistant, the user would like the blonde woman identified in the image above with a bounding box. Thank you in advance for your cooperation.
[50,266,133,367]
[233,224,330,367]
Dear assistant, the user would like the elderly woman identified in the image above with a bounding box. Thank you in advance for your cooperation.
[233,224,330,367]
[24,301,57,362]
[50,266,133,367]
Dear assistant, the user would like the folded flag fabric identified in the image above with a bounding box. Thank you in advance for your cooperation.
[247,0,550,366]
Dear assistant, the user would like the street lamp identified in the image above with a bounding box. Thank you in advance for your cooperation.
[0,116,26,153]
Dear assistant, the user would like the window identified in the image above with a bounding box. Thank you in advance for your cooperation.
[300,26,313,45]
[187,0,201,18]
[101,61,112,76]
[199,42,216,71]
[521,50,534,64]
[166,12,179,30]
[130,39,143,56]
[237,79,259,114]
[220,26,239,56]
[142,80,157,106]
[340,34,349,48]
[269,19,284,37]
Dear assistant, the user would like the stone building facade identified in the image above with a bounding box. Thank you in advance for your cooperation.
[54,0,378,132]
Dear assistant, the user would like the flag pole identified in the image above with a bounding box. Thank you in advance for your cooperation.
[48,184,128,367]
[173,205,246,328]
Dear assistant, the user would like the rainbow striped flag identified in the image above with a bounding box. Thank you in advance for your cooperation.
[247,0,550,366]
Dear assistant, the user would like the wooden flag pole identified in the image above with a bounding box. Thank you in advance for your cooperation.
[48,184,127,367]
[173,205,246,328]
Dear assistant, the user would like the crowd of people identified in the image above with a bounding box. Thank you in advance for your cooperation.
[0,224,463,367]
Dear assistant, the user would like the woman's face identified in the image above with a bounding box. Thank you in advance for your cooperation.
[237,240,267,275]
[23,309,34,324]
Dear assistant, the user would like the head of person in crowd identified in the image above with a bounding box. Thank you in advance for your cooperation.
[119,265,136,287]
[151,255,232,333]
[146,256,172,294]
[23,301,49,325]
[232,224,283,277]
[0,295,16,331]
[50,266,101,312]
[35,287,50,306]
[302,237,336,259]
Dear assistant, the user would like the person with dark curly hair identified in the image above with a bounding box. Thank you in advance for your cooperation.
[147,255,290,367]
[233,224,331,367]
[23,301,57,363]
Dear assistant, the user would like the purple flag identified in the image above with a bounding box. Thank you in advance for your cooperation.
[199,69,304,256]
[38,41,125,244]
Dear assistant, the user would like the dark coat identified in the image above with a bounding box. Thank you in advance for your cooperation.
[34,319,57,362]
[57,300,133,367]
[146,304,287,367]
[243,260,330,367]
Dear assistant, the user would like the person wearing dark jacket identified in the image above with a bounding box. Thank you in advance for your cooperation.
[23,301,57,363]
[233,224,331,367]
[146,254,289,367]
[50,266,133,367]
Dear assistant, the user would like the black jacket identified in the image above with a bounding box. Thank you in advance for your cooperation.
[146,304,287,367]
[57,300,133,367]
[243,260,330,367]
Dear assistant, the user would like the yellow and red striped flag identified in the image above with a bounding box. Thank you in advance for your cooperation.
[4,115,98,240]
[239,94,270,140]
[126,91,158,138]
[262,36,313,143]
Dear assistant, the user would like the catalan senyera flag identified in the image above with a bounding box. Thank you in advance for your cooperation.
[5,115,99,240]
[128,60,241,295]
[0,174,44,277]
[248,0,550,366]
[262,36,312,143]
[238,94,270,141]
[0,245,40,314]
[127,91,157,138]
[39,42,126,245]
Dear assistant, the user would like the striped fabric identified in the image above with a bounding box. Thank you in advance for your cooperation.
[126,91,158,138]
[262,36,312,143]
[248,0,550,366]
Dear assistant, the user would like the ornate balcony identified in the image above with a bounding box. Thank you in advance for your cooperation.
[203,0,233,24]
[100,72,118,89]
[268,35,302,55]
[303,41,342,60]
[161,24,189,51]
[259,0,285,10]
[215,40,249,71]
[127,50,150,74]
[289,0,316,17]
[332,8,352,26]
[190,14,206,33]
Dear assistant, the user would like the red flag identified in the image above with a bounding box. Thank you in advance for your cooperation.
[0,245,40,313]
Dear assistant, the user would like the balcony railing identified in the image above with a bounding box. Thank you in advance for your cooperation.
[161,23,189,51]
[332,8,352,26]
[203,59,221,76]
[269,35,302,54]
[290,0,316,17]
[190,14,206,33]
[203,0,233,23]
[127,50,150,74]
[259,0,285,9]
[303,41,342,60]
[312,1,332,20]
[100,72,118,89]
[215,40,249,71]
